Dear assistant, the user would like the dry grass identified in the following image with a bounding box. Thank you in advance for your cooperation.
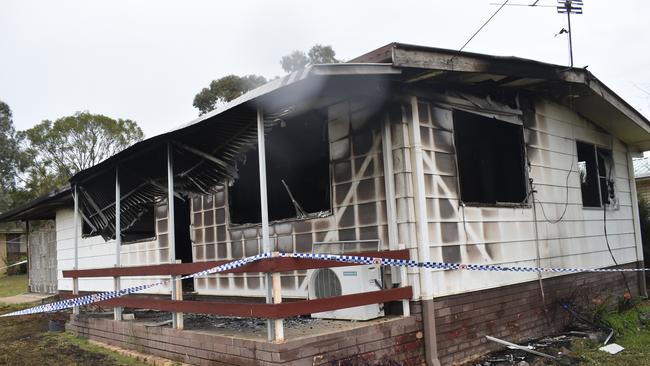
[0,274,28,298]
[0,303,150,366]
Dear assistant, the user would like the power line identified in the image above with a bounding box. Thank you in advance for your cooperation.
[489,2,555,7]
[456,0,511,54]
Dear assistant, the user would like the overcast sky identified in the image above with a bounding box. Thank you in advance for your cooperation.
[1,0,649,138]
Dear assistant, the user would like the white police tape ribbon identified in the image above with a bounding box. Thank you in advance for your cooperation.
[0,253,271,317]
[2,251,646,317]
[0,260,27,271]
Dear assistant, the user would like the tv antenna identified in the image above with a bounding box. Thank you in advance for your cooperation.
[557,0,583,67]
[489,0,584,67]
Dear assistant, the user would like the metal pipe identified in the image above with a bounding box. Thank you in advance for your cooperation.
[73,185,80,315]
[409,97,440,366]
[114,167,123,321]
[381,114,410,316]
[627,150,648,297]
[257,107,277,341]
[529,178,550,319]
[167,143,181,328]
[25,221,30,292]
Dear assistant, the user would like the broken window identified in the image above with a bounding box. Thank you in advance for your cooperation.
[576,141,614,207]
[453,110,527,205]
[229,110,331,224]
[121,207,156,243]
[81,206,157,243]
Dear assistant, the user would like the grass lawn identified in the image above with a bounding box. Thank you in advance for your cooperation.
[0,304,151,365]
[574,301,650,365]
[0,274,28,297]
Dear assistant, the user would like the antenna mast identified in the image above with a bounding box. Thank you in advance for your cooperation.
[557,0,583,67]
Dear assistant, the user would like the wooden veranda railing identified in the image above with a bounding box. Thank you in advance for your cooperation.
[62,249,413,341]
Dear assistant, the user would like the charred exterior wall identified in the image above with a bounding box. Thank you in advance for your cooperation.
[413,95,640,298]
[188,90,641,301]
[190,99,392,298]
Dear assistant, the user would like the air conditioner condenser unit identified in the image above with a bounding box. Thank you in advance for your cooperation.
[307,264,384,321]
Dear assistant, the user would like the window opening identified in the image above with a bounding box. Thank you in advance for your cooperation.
[229,110,330,224]
[577,140,614,207]
[453,110,527,205]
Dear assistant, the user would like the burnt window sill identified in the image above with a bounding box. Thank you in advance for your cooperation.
[460,201,531,209]
[228,210,333,230]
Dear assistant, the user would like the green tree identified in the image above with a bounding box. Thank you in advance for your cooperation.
[281,44,340,73]
[192,74,267,115]
[193,45,340,115]
[0,101,29,213]
[280,50,309,73]
[21,112,144,196]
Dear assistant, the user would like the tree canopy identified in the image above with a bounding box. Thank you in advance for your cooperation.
[0,101,29,212]
[192,74,267,115]
[193,44,340,115]
[21,112,144,197]
[281,44,340,73]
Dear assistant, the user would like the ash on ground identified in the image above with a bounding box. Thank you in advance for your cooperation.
[183,313,318,332]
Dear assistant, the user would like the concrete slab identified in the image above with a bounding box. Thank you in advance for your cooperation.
[0,292,55,304]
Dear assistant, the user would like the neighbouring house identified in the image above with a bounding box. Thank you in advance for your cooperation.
[2,43,650,365]
[0,185,71,293]
[0,221,26,275]
[634,156,650,203]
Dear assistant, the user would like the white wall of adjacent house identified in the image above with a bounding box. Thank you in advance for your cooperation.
[415,96,641,297]
[56,207,170,294]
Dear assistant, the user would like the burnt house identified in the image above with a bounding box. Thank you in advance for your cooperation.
[3,43,650,365]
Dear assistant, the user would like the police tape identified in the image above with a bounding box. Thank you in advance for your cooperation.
[0,253,271,317]
[0,260,27,271]
[2,251,646,317]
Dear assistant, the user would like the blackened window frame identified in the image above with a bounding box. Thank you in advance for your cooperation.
[576,140,615,208]
[227,110,332,226]
[452,109,529,207]
[80,203,159,245]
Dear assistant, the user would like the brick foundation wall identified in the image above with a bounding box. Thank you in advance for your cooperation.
[419,262,642,365]
[66,315,424,366]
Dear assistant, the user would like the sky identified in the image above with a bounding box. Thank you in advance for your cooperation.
[1,0,649,138]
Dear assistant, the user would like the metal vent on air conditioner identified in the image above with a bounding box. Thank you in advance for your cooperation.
[312,268,342,298]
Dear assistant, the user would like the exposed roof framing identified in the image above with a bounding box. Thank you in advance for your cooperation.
[70,66,400,239]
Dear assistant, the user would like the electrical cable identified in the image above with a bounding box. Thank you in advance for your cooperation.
[452,0,511,59]
[603,160,632,295]
[535,156,573,224]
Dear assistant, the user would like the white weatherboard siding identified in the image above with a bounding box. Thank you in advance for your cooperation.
[416,97,639,297]
[56,208,170,294]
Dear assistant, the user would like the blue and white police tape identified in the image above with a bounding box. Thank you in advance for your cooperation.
[0,260,27,271]
[3,251,647,317]
[0,252,272,317]
[279,252,649,273]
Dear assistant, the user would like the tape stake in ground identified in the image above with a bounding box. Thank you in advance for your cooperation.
[3,251,647,317]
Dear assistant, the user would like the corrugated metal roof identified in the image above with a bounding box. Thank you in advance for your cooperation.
[0,184,72,222]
